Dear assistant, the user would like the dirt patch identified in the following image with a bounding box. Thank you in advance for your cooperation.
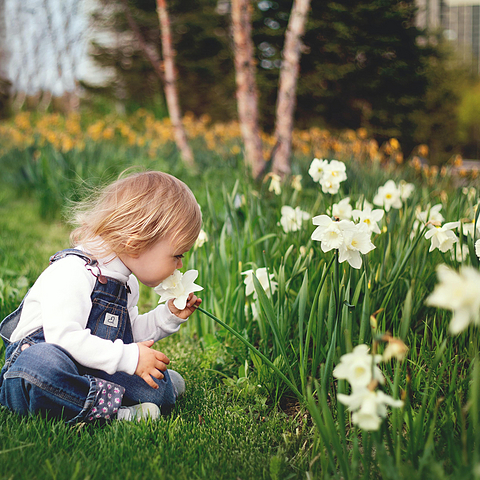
[279,396,304,418]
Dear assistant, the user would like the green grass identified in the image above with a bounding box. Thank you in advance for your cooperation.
[0,194,310,480]
[0,336,309,480]
[2,134,480,478]
[0,192,68,269]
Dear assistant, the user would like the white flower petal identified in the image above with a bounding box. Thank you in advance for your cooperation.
[155,269,204,310]
[173,295,188,310]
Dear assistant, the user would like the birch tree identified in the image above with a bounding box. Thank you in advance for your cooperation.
[0,0,10,114]
[0,0,8,81]
[231,0,265,179]
[271,0,311,177]
[156,0,195,168]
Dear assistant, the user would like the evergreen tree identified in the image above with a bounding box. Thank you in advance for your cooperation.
[88,0,444,154]
[89,0,235,119]
[252,0,435,151]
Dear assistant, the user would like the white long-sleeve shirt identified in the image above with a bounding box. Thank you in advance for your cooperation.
[10,249,186,375]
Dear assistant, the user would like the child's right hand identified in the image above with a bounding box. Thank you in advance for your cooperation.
[135,340,170,389]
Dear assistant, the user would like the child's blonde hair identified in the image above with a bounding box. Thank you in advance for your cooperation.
[70,171,202,258]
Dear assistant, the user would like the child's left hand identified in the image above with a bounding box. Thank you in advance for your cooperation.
[168,292,202,320]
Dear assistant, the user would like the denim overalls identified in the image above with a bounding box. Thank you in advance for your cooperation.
[0,249,176,423]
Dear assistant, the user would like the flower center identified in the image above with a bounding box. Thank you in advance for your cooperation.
[354,366,366,377]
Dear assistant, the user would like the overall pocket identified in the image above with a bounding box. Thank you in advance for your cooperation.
[88,298,128,342]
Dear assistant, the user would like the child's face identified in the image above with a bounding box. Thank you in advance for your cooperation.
[119,237,186,288]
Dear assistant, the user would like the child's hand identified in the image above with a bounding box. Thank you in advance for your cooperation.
[168,293,202,320]
[135,340,170,389]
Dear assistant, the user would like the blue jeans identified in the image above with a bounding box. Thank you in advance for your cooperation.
[0,249,177,423]
[0,329,176,423]
[0,329,99,422]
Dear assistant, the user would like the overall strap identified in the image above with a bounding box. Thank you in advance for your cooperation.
[49,249,110,285]
[1,249,97,345]
[49,248,97,267]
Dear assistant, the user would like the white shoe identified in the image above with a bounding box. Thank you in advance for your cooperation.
[117,402,160,421]
[168,370,185,397]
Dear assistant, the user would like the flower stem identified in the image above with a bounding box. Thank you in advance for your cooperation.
[377,223,428,325]
[333,249,342,338]
[197,306,304,401]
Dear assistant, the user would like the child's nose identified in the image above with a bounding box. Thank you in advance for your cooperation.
[178,259,183,269]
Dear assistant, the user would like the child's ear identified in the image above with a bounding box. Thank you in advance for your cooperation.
[124,239,140,258]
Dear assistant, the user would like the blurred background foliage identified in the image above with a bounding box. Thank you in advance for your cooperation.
[0,0,478,164]
[77,0,479,163]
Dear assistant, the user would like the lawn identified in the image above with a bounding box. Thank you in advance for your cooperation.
[1,111,480,479]
[0,195,308,480]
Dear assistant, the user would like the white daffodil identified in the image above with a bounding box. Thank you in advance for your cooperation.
[416,204,445,224]
[462,186,477,201]
[241,267,278,299]
[412,204,445,238]
[425,222,459,253]
[426,264,480,334]
[338,223,376,269]
[267,173,282,195]
[308,158,329,183]
[476,239,480,259]
[155,269,203,310]
[355,196,373,211]
[332,197,353,220]
[352,205,384,234]
[194,229,209,250]
[333,344,384,390]
[382,337,408,362]
[320,176,341,195]
[279,205,310,233]
[320,161,347,194]
[373,180,403,212]
[462,220,480,238]
[399,180,415,201]
[324,160,347,182]
[309,158,347,194]
[291,175,303,191]
[234,194,246,209]
[311,215,346,252]
[338,388,403,431]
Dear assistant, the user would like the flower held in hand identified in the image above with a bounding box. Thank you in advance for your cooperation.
[155,270,203,310]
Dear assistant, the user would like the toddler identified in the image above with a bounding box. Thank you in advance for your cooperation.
[0,171,202,423]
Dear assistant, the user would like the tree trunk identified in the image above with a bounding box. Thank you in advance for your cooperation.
[155,0,195,168]
[0,0,8,81]
[231,0,265,179]
[0,0,11,116]
[271,0,311,177]
[121,0,165,83]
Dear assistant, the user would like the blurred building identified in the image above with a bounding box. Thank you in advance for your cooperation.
[0,0,89,102]
[416,0,480,74]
